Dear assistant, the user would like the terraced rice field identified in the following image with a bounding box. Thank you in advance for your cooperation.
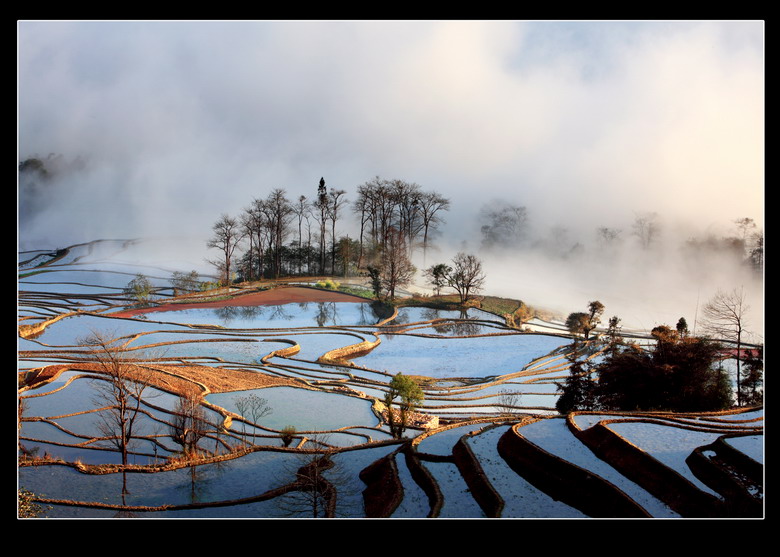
[18,239,763,518]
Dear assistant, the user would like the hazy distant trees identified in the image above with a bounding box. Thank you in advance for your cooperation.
[596,226,622,252]
[733,217,756,246]
[201,178,761,295]
[418,191,451,261]
[733,217,764,271]
[19,154,87,220]
[480,203,528,250]
[207,214,244,285]
[632,212,659,250]
[749,231,764,270]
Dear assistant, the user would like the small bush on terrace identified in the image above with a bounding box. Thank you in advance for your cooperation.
[315,279,340,290]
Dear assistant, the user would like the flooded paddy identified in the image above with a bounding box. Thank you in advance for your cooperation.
[18,240,763,519]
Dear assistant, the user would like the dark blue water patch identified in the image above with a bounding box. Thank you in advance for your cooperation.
[22,376,101,418]
[20,438,126,466]
[392,452,429,517]
[416,424,488,456]
[19,431,401,518]
[424,460,487,518]
[356,334,568,378]
[18,449,303,514]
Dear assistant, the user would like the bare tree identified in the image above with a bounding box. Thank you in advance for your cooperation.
[207,213,245,285]
[378,227,416,300]
[497,389,523,416]
[418,191,450,262]
[352,182,375,268]
[733,217,756,248]
[243,198,271,280]
[292,195,310,274]
[632,211,659,250]
[327,188,348,275]
[596,226,622,250]
[701,287,750,406]
[264,189,293,278]
[233,393,272,445]
[445,252,486,305]
[169,392,210,458]
[82,332,152,495]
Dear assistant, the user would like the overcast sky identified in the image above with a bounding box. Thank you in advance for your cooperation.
[17,20,764,336]
[18,20,763,244]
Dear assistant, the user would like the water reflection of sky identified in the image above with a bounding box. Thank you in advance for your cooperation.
[207,386,380,432]
[356,334,568,378]
[149,302,384,329]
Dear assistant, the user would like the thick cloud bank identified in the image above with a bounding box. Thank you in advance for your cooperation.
[18,20,763,338]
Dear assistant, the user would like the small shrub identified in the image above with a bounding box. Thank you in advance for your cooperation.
[18,488,50,518]
[280,425,297,447]
[315,279,340,290]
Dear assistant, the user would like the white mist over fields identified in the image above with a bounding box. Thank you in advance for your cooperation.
[18,20,763,340]
[415,213,764,344]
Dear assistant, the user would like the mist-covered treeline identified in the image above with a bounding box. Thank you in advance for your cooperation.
[476,199,764,273]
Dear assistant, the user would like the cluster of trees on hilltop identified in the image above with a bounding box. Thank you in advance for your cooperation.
[206,177,450,284]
